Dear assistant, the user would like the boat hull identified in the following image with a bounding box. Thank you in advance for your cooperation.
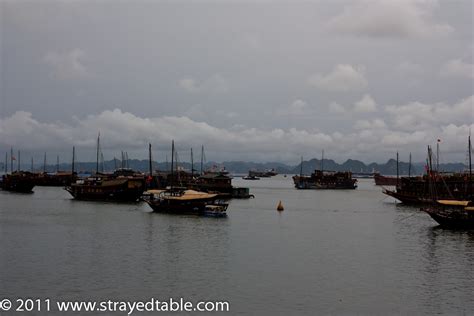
[423,208,474,229]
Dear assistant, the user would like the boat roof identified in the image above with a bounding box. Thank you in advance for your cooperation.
[165,190,218,200]
[437,200,470,206]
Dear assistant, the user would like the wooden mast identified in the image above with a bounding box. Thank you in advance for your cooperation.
[191,148,194,179]
[96,132,100,175]
[43,152,46,173]
[408,152,412,177]
[396,152,399,187]
[171,140,175,187]
[149,143,153,177]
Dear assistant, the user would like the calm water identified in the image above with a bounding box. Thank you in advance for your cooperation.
[1,177,473,315]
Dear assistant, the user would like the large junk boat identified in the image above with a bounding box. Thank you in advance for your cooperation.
[66,172,145,202]
[1,171,36,193]
[373,173,399,186]
[422,200,474,229]
[65,136,146,202]
[293,170,357,189]
[145,188,228,216]
[421,136,473,228]
[383,172,472,205]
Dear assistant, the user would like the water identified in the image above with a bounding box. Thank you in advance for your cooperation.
[1,177,473,315]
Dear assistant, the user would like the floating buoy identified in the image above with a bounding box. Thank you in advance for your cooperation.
[277,200,284,211]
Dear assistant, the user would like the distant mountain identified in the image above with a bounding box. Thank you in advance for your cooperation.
[0,159,469,176]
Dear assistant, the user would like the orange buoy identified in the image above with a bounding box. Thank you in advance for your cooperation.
[277,200,284,211]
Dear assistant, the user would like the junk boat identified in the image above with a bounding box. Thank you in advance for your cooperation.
[1,171,36,193]
[422,200,474,229]
[144,188,228,216]
[293,170,357,189]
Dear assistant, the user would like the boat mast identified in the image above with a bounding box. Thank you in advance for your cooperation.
[171,140,175,187]
[10,147,13,173]
[408,152,412,177]
[300,156,303,177]
[18,150,20,171]
[56,155,59,172]
[396,152,399,187]
[149,143,153,177]
[321,150,324,172]
[469,135,472,198]
[200,145,204,176]
[31,157,34,172]
[436,139,440,172]
[72,146,75,176]
[43,152,46,173]
[96,132,100,175]
[5,152,8,174]
[191,148,194,179]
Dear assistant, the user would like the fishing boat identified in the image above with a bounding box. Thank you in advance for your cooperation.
[1,171,36,193]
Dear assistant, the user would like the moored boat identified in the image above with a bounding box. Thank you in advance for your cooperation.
[422,200,474,229]
[145,188,228,215]
[1,171,36,193]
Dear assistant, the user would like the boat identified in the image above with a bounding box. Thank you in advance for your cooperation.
[65,136,145,202]
[421,136,474,228]
[66,173,145,202]
[248,169,277,178]
[145,140,230,215]
[243,175,260,180]
[203,204,228,217]
[1,171,36,193]
[35,171,77,187]
[293,170,357,189]
[373,173,398,186]
[422,200,474,229]
[145,188,228,215]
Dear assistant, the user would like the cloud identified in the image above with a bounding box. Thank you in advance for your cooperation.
[354,118,386,130]
[354,94,377,112]
[178,74,229,94]
[439,59,474,79]
[276,99,309,116]
[385,95,474,132]
[326,0,453,39]
[328,102,346,113]
[1,100,472,162]
[44,49,89,80]
[307,64,368,92]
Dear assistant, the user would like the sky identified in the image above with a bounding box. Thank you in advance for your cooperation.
[0,0,473,165]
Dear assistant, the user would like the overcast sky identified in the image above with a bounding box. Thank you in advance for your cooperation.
[0,0,473,164]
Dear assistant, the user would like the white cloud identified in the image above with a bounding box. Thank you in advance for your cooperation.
[439,59,474,79]
[354,94,377,112]
[1,100,472,162]
[328,102,346,113]
[385,95,474,132]
[396,61,423,76]
[354,118,386,130]
[44,49,89,80]
[178,74,229,94]
[307,64,368,92]
[276,99,309,116]
[326,0,453,39]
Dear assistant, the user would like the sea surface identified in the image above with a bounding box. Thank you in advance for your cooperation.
[1,177,473,315]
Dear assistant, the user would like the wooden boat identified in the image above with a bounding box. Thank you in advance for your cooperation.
[1,171,36,193]
[293,170,357,189]
[243,175,260,180]
[66,174,145,202]
[65,136,145,202]
[374,173,398,186]
[145,188,228,215]
[422,136,474,228]
[422,200,474,229]
[35,172,77,187]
